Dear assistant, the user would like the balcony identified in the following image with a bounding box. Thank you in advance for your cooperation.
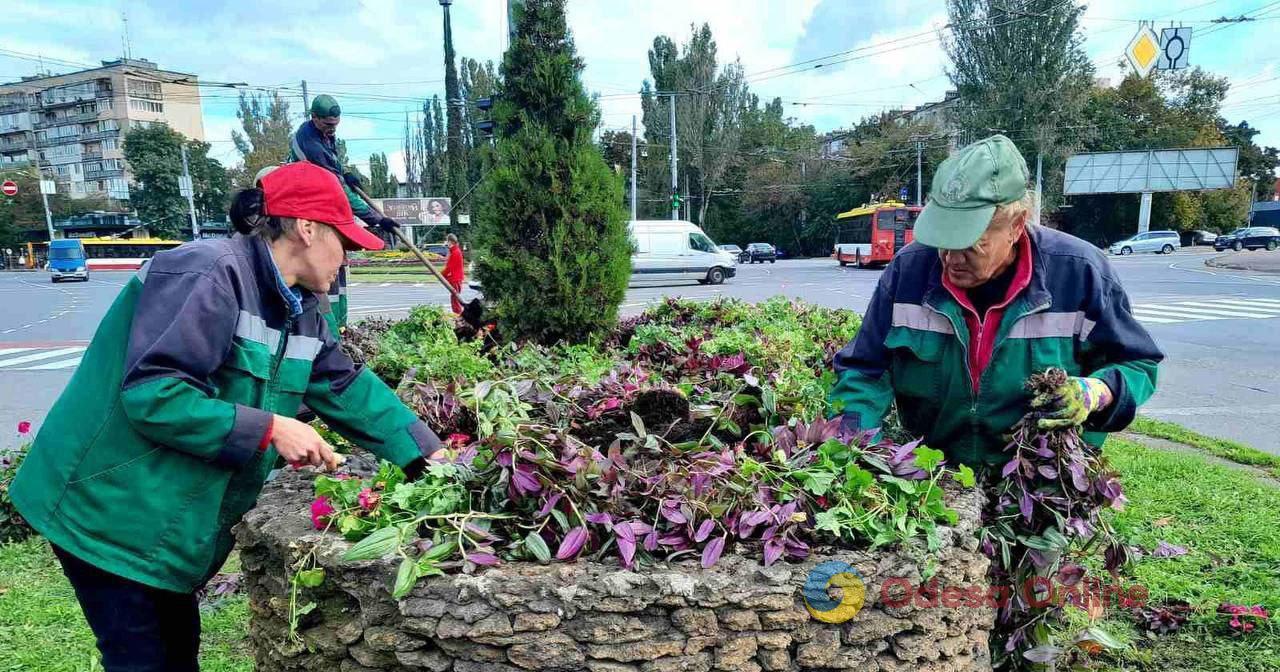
[84,167,124,180]
[0,136,29,152]
[36,133,81,147]
[34,109,101,129]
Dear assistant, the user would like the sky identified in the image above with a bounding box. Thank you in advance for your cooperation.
[3,0,1280,183]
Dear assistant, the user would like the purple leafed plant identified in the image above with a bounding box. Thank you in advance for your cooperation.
[981,368,1132,669]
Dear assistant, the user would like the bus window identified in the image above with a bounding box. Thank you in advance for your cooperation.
[877,210,895,230]
[839,214,872,243]
[907,209,920,229]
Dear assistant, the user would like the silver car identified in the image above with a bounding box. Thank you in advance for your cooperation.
[1109,230,1181,255]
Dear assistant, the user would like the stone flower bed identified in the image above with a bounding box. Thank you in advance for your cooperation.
[235,467,994,672]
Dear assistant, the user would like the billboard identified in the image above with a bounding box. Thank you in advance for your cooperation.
[1063,148,1237,195]
[374,197,452,225]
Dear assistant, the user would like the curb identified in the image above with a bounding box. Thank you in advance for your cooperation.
[1203,253,1280,275]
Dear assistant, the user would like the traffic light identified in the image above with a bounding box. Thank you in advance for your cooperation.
[475,97,495,138]
[671,191,682,210]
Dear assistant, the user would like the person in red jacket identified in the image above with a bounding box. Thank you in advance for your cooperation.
[443,233,465,315]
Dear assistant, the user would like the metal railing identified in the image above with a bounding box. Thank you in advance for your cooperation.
[33,110,101,129]
[84,167,124,180]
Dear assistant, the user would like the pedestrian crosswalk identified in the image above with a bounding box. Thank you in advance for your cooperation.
[0,344,86,371]
[1130,296,1280,324]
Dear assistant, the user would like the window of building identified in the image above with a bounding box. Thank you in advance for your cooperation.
[129,99,164,114]
[126,78,163,100]
[102,138,118,150]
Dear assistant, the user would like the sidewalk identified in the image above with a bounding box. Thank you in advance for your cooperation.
[1205,251,1280,274]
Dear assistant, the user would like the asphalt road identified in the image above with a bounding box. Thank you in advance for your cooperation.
[3,247,1279,453]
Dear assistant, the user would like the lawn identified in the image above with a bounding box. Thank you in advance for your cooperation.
[349,265,450,284]
[1052,436,1280,671]
[0,541,252,672]
[0,435,1274,671]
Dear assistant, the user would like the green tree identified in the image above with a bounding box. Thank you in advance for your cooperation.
[367,153,399,198]
[230,91,293,189]
[943,0,1094,212]
[639,24,750,224]
[460,57,500,191]
[472,0,631,343]
[598,129,633,175]
[124,124,226,239]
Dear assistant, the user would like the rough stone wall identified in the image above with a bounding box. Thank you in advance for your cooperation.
[235,470,993,672]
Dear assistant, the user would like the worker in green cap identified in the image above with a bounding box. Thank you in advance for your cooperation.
[828,134,1162,467]
[289,93,401,335]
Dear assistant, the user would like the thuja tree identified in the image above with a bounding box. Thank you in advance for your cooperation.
[472,0,631,344]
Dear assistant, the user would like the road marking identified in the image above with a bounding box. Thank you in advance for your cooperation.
[1173,301,1280,318]
[22,356,83,370]
[0,347,34,357]
[1134,306,1229,321]
[1129,313,1182,324]
[378,283,392,287]
[0,346,85,368]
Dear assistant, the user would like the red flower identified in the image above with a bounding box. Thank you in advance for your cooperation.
[17,421,31,435]
[447,433,471,447]
[310,496,335,530]
[357,488,381,512]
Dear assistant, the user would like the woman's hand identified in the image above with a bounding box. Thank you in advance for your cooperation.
[272,415,339,471]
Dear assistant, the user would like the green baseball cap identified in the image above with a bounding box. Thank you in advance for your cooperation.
[914,134,1029,250]
[310,94,341,118]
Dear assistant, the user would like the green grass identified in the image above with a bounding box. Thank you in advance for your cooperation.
[0,539,252,672]
[1050,437,1280,671]
[1130,416,1280,478]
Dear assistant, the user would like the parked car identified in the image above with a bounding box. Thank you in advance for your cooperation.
[48,239,89,282]
[1109,230,1181,255]
[1181,230,1217,246]
[630,220,738,285]
[744,243,777,263]
[718,244,743,262]
[1214,226,1280,252]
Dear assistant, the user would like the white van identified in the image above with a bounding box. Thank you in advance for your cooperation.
[630,220,738,285]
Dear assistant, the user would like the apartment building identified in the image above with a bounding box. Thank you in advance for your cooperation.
[0,58,205,201]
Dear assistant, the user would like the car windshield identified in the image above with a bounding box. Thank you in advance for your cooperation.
[49,248,82,260]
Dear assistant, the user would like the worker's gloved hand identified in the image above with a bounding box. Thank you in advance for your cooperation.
[1030,376,1114,429]
[375,215,400,233]
[342,172,362,189]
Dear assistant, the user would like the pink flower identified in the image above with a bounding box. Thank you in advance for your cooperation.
[446,433,471,447]
[1244,622,1255,633]
[1230,617,1242,629]
[17,421,31,435]
[1252,606,1269,618]
[310,497,335,530]
[357,488,381,512]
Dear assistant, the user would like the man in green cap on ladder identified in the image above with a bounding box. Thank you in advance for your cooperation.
[828,134,1163,467]
[289,93,402,336]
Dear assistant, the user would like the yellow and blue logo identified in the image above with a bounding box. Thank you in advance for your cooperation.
[802,560,866,624]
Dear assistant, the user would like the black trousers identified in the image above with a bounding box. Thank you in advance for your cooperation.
[51,544,202,672]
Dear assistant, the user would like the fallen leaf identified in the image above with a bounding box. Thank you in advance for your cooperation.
[1152,516,1173,527]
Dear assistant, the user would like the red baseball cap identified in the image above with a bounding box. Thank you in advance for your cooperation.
[259,162,385,251]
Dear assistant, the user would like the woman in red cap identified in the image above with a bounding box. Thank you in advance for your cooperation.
[10,162,443,672]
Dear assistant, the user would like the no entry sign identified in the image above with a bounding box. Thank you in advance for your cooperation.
[1,180,16,197]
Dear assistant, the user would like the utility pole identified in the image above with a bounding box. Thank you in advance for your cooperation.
[180,144,200,238]
[683,171,689,221]
[915,138,924,206]
[301,80,310,112]
[440,0,464,235]
[668,93,678,220]
[630,114,638,220]
[22,92,55,241]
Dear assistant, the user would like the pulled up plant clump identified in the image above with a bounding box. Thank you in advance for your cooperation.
[298,299,975,608]
[981,368,1132,668]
